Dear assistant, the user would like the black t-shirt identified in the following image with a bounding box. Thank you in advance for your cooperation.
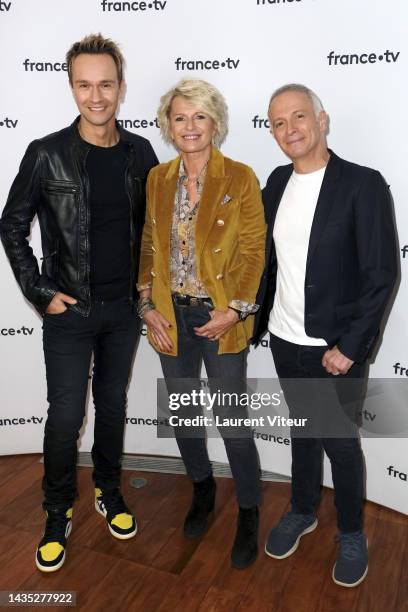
[86,140,130,300]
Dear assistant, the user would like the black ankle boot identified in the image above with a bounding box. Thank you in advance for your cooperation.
[183,474,216,538]
[231,506,259,569]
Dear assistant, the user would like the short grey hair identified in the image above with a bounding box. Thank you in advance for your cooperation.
[157,79,228,148]
[269,83,324,116]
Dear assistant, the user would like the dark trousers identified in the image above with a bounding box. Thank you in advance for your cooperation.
[42,298,140,510]
[159,303,261,508]
[270,334,366,533]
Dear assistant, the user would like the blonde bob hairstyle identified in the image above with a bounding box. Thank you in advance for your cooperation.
[157,79,229,148]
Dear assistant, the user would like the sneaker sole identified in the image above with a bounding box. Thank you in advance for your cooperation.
[332,563,368,588]
[95,500,137,540]
[35,521,72,573]
[264,518,318,560]
[332,537,369,589]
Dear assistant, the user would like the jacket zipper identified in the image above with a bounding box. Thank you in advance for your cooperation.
[125,145,136,303]
[82,149,91,300]
[44,185,77,195]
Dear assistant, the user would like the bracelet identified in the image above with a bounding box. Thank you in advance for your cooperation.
[137,297,156,319]
[228,307,249,322]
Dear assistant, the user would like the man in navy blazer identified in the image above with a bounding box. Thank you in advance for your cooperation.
[252,84,397,587]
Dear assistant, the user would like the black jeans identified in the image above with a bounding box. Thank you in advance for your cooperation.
[159,302,261,508]
[42,298,140,510]
[270,334,366,533]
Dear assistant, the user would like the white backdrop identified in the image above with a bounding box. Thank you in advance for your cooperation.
[0,0,406,514]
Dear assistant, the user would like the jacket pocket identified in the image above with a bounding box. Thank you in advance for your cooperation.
[41,244,59,280]
[42,179,78,195]
[40,180,79,221]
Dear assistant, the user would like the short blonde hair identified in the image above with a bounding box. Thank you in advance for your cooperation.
[157,79,228,148]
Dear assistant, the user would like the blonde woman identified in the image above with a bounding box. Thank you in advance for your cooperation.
[138,79,266,569]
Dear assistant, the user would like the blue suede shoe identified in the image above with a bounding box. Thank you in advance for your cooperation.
[265,511,318,559]
[332,531,368,587]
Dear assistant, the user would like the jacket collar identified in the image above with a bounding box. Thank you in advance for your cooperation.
[294,149,341,180]
[271,148,341,207]
[306,149,342,268]
[70,116,135,152]
[265,149,342,267]
[277,148,340,184]
[155,147,231,272]
[164,146,226,181]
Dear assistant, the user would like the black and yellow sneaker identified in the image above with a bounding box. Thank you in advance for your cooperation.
[95,488,137,540]
[35,507,73,572]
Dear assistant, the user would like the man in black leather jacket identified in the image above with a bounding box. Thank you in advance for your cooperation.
[0,34,158,572]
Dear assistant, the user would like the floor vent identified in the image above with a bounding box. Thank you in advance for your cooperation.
[75,452,291,483]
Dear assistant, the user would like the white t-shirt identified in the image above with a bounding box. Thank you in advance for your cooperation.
[268,166,327,346]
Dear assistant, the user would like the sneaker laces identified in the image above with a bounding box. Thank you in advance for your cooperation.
[336,532,363,561]
[43,510,69,543]
[102,490,129,518]
[280,512,314,534]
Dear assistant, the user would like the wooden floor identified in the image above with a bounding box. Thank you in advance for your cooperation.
[0,455,406,612]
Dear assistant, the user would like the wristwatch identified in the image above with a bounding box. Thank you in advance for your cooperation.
[228,307,249,321]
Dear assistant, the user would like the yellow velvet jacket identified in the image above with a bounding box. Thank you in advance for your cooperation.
[138,147,266,356]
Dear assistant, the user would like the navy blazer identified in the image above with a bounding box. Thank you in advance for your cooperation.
[252,151,398,363]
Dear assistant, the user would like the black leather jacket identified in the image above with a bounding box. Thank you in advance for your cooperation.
[0,118,158,315]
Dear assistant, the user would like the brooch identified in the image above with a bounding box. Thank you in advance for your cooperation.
[221,194,232,206]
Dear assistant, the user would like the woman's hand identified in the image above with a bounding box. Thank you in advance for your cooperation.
[143,309,173,352]
[194,308,239,341]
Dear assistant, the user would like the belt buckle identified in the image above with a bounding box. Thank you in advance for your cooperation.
[190,297,199,306]
[173,293,187,305]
